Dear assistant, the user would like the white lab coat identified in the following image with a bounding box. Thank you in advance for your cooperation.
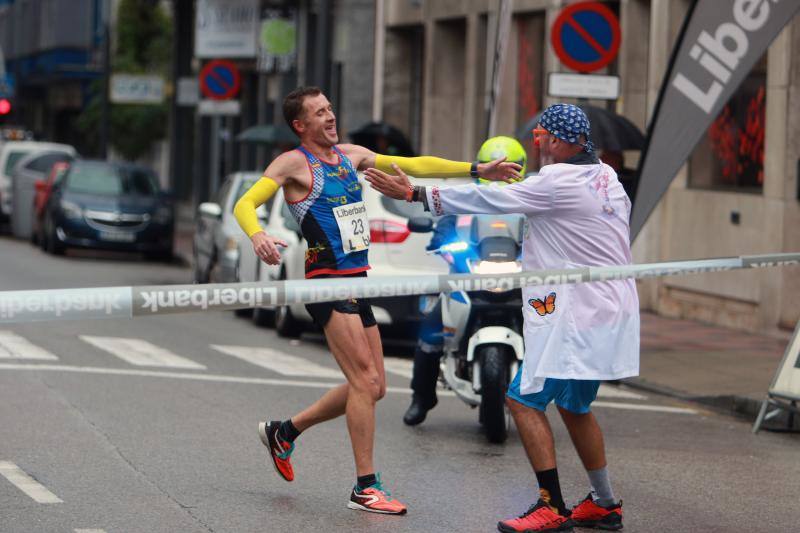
[426,162,640,394]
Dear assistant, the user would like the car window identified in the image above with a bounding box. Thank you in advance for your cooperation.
[4,150,31,174]
[118,167,159,196]
[380,195,428,219]
[65,162,158,196]
[25,152,72,173]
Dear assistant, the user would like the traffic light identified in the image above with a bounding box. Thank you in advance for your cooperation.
[0,98,10,115]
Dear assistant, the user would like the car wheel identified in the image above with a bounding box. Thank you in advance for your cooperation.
[45,221,65,256]
[252,305,275,327]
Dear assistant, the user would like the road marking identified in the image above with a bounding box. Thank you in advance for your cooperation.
[0,461,63,503]
[75,530,107,533]
[592,401,697,415]
[0,331,58,360]
[0,363,697,415]
[81,336,205,370]
[598,384,646,400]
[382,357,413,379]
[211,345,342,378]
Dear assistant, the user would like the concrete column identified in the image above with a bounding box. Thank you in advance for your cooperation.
[463,13,480,160]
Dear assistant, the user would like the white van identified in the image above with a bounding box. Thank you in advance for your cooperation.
[0,141,77,221]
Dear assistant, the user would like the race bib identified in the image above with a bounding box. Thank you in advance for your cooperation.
[333,201,370,253]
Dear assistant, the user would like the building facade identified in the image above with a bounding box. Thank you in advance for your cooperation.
[377,0,800,335]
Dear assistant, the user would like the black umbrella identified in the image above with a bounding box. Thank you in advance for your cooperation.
[236,123,297,145]
[515,105,645,152]
[348,121,416,156]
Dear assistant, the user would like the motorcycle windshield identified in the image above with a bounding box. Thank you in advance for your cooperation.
[470,215,524,262]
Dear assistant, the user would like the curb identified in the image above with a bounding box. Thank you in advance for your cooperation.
[622,377,800,431]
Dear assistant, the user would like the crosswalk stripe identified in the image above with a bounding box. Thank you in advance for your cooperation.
[80,336,206,370]
[0,461,63,503]
[0,331,58,360]
[211,345,341,378]
[382,357,413,379]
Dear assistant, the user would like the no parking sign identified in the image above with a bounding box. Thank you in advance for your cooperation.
[199,60,241,101]
[551,2,621,73]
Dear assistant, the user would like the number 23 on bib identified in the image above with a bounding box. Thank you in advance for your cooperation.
[333,201,370,253]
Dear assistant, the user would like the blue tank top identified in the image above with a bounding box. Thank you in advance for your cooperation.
[287,146,370,278]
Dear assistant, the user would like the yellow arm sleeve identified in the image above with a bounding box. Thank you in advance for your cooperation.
[375,154,471,178]
[233,177,280,238]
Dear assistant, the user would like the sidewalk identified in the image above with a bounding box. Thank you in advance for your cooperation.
[627,312,796,427]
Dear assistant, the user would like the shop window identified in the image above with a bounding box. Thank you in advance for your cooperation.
[688,55,766,193]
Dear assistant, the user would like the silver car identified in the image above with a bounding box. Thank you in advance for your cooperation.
[192,172,268,285]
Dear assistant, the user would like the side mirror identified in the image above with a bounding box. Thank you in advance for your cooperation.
[407,216,434,233]
[198,202,222,219]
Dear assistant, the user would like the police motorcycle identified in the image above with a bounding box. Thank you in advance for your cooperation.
[408,213,525,443]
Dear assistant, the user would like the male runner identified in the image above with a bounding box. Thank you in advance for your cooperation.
[365,104,639,531]
[233,86,520,515]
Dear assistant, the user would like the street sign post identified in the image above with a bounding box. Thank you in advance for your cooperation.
[548,72,620,100]
[550,1,621,73]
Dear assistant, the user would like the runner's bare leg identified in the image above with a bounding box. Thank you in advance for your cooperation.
[289,311,382,476]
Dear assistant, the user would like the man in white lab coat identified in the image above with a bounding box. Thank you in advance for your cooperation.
[365,104,639,533]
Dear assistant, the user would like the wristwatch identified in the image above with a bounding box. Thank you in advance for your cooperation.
[470,161,479,179]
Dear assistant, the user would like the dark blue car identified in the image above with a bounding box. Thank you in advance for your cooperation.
[41,160,174,259]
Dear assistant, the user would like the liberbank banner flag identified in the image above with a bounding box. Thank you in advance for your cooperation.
[630,0,800,239]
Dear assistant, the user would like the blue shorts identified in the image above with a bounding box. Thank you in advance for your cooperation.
[507,366,600,414]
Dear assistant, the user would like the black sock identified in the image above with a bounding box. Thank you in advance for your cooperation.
[535,468,566,514]
[278,419,301,443]
[356,473,377,490]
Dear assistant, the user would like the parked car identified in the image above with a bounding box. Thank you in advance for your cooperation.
[247,176,460,337]
[40,160,174,259]
[192,172,268,285]
[12,150,77,239]
[0,140,76,223]
[32,161,71,246]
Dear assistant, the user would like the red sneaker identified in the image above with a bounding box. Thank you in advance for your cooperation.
[571,493,623,530]
[347,475,407,515]
[258,421,295,482]
[498,500,574,532]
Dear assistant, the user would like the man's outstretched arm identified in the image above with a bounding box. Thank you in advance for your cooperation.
[340,143,522,182]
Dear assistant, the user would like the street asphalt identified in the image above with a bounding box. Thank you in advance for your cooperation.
[1,237,798,533]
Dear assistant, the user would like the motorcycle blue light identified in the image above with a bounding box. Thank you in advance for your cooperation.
[441,241,469,253]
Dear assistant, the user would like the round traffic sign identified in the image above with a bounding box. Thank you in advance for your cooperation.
[199,60,241,100]
[551,2,621,73]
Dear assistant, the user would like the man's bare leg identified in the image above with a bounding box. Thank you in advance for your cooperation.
[557,407,606,470]
[291,383,349,431]
[508,397,557,471]
[308,311,382,476]
[506,397,567,514]
[558,407,617,509]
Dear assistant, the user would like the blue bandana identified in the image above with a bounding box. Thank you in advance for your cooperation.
[539,104,594,153]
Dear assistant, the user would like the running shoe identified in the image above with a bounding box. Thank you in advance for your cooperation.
[258,420,295,482]
[347,474,407,515]
[497,499,574,532]
[570,493,623,530]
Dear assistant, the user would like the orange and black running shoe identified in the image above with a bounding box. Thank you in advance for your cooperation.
[258,421,295,482]
[347,474,407,515]
[571,493,623,530]
[498,499,574,532]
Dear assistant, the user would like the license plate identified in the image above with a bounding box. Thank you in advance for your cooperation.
[99,231,136,243]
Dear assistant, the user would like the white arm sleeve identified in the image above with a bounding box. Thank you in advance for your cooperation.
[425,174,555,216]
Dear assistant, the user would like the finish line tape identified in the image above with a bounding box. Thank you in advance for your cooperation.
[0,253,797,324]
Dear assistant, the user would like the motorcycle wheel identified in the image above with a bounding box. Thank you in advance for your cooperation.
[479,344,510,444]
